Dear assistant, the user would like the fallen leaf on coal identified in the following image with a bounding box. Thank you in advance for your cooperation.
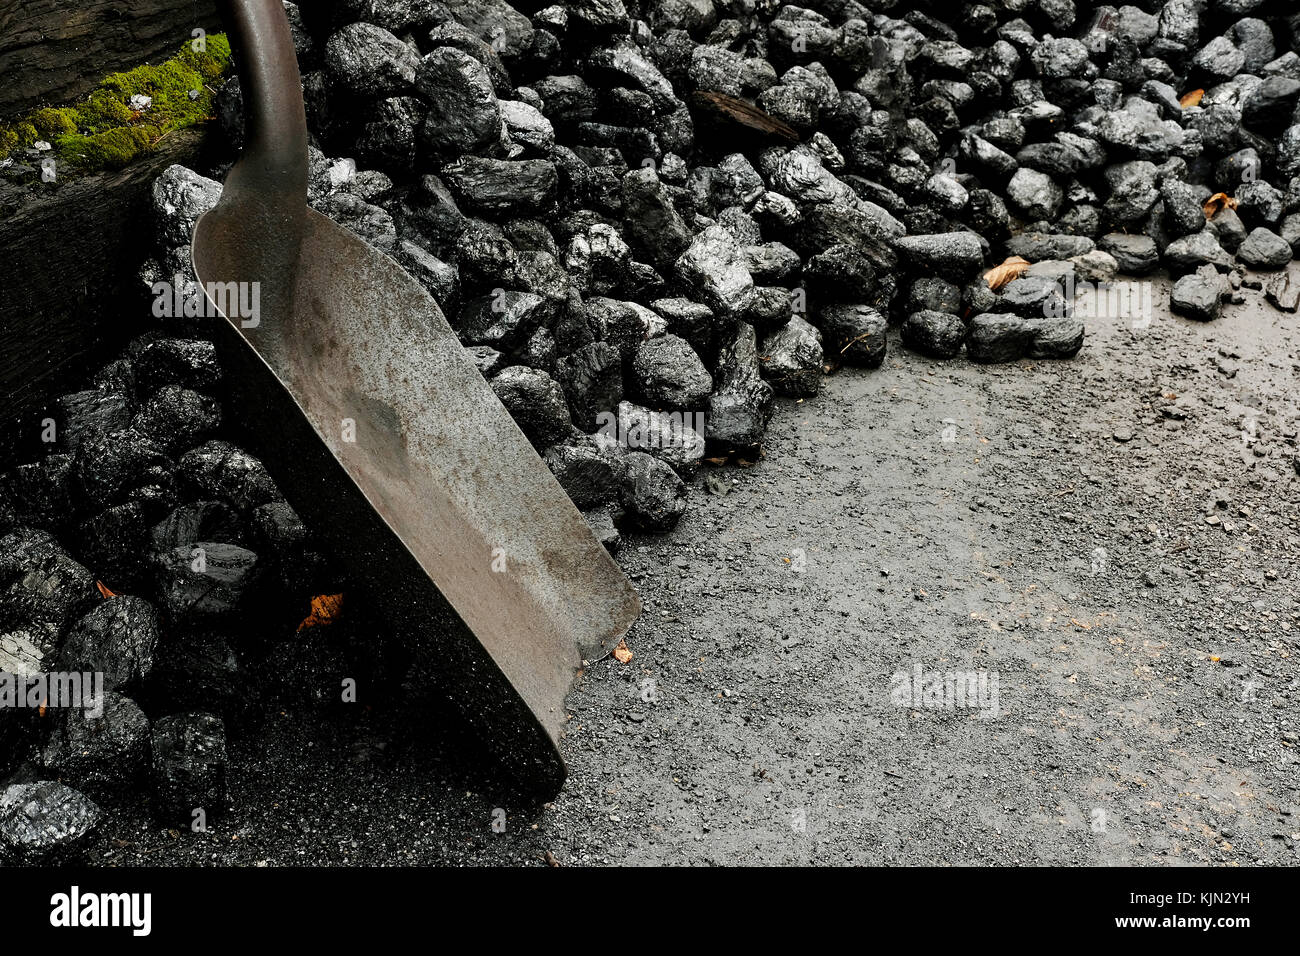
[1179,88,1204,107]
[543,850,560,867]
[984,255,1031,290]
[1202,192,1237,218]
[96,580,117,599]
[612,638,634,664]
[298,593,344,632]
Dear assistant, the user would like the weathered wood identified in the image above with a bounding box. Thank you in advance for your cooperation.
[0,0,220,119]
[0,130,208,445]
[690,91,801,144]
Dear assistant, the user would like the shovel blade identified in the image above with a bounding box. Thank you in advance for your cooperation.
[194,202,640,793]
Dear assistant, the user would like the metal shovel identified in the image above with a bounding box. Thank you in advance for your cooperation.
[191,0,639,794]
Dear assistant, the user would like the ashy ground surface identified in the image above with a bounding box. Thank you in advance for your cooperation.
[90,271,1300,866]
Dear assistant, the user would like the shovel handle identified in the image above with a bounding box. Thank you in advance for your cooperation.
[218,0,308,204]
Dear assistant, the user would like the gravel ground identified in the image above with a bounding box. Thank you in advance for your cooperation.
[86,270,1300,866]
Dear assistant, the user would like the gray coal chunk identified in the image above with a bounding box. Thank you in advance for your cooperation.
[59,596,159,692]
[745,286,794,334]
[72,429,175,514]
[1164,230,1234,272]
[1235,227,1293,269]
[554,342,624,431]
[1004,233,1095,262]
[1160,178,1211,238]
[339,0,447,33]
[565,224,632,298]
[583,507,621,553]
[358,96,425,170]
[1265,272,1300,312]
[415,47,502,155]
[324,22,418,100]
[490,366,573,448]
[178,441,281,513]
[131,385,221,456]
[631,334,713,409]
[402,174,468,250]
[441,157,557,218]
[906,277,961,315]
[458,291,553,349]
[500,99,555,154]
[1170,268,1224,321]
[760,316,823,397]
[55,390,134,453]
[544,432,625,510]
[745,242,802,284]
[902,310,966,359]
[993,275,1070,318]
[706,322,774,448]
[966,314,1032,363]
[1236,180,1285,226]
[154,542,261,623]
[587,297,659,361]
[617,452,686,534]
[249,501,323,596]
[615,401,706,478]
[621,168,693,267]
[1030,37,1091,78]
[151,165,222,255]
[40,692,150,802]
[2,454,75,529]
[588,46,677,111]
[963,280,998,315]
[1192,35,1244,80]
[466,345,506,377]
[150,501,246,554]
[1100,233,1159,274]
[74,502,151,592]
[894,232,985,281]
[1103,161,1159,224]
[803,244,884,302]
[1,625,61,679]
[151,712,228,826]
[568,0,629,29]
[1210,207,1247,253]
[675,223,756,317]
[0,528,98,635]
[534,74,599,124]
[310,192,397,256]
[650,297,717,355]
[440,0,535,61]
[396,240,459,309]
[0,781,101,863]
[133,338,221,395]
[1006,167,1063,220]
[1023,317,1085,358]
[818,304,887,367]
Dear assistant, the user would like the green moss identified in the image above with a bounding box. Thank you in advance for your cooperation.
[0,33,231,174]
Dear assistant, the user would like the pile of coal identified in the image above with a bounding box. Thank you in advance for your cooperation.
[0,165,380,854]
[201,0,1300,500]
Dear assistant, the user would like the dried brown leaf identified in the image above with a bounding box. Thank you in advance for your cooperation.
[298,593,344,632]
[1179,88,1204,108]
[984,255,1032,291]
[612,638,634,664]
[1202,192,1237,218]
